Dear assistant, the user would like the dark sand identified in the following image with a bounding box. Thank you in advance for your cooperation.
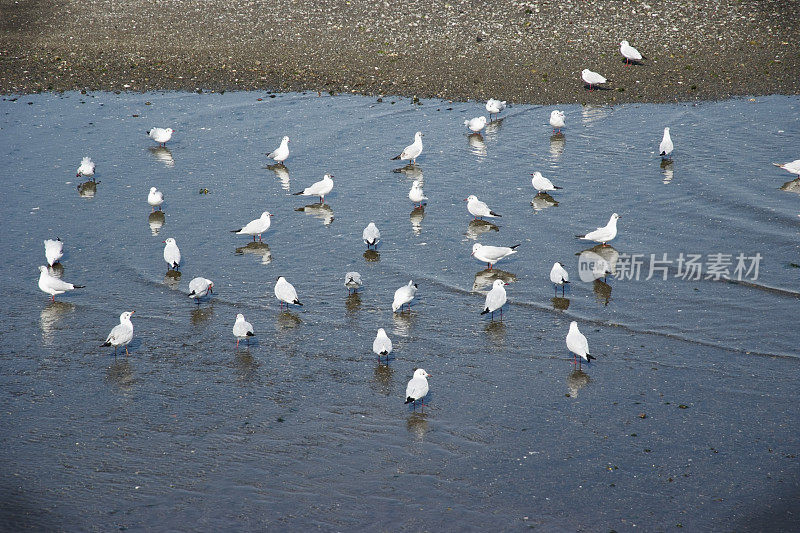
[2,0,799,102]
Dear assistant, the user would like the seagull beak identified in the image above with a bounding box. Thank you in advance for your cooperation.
[426,373,432,377]
[130,311,135,315]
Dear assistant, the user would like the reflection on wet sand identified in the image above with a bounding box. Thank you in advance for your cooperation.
[780,178,800,194]
[40,301,74,345]
[296,203,334,226]
[472,268,517,292]
[549,133,565,159]
[578,244,619,279]
[77,180,97,198]
[148,211,166,236]
[466,219,499,240]
[410,206,425,235]
[551,296,570,311]
[235,241,272,265]
[105,359,135,391]
[164,270,182,290]
[345,292,362,315]
[149,146,174,167]
[372,363,394,396]
[530,192,559,212]
[660,159,674,184]
[392,163,423,181]
[484,319,506,346]
[581,105,609,125]
[392,311,414,337]
[277,311,302,331]
[566,369,590,398]
[467,133,487,157]
[234,350,260,383]
[363,249,380,262]
[406,412,430,440]
[483,116,504,138]
[268,163,291,191]
[593,279,612,306]
[190,305,214,326]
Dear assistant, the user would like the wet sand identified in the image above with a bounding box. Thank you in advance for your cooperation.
[1,0,799,103]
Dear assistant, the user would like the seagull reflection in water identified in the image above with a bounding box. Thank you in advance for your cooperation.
[472,268,517,292]
[148,211,166,236]
[149,146,174,167]
[566,368,591,398]
[296,203,334,226]
[267,163,291,191]
[235,241,272,265]
[466,219,499,240]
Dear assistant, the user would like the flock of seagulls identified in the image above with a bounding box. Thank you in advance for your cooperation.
[579,39,644,91]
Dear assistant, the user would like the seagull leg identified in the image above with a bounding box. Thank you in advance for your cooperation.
[236,338,240,347]
[51,295,55,302]
[125,346,129,356]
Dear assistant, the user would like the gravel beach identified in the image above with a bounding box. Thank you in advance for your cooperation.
[1,0,799,102]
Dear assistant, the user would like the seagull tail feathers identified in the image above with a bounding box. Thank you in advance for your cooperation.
[73,285,86,289]
[510,244,521,250]
[405,397,415,404]
[489,210,502,217]
[480,308,490,315]
[391,154,401,160]
[554,185,563,189]
[587,353,596,361]
[246,331,255,337]
[380,350,388,356]
[294,299,303,306]
[292,191,304,196]
[230,228,243,233]
[101,340,111,347]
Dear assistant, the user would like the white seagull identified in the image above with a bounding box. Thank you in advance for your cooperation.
[466,195,501,219]
[275,276,302,308]
[577,213,620,246]
[345,271,363,293]
[372,328,393,361]
[233,313,255,347]
[581,69,607,90]
[391,132,424,164]
[471,243,519,270]
[405,368,431,408]
[566,321,595,366]
[76,156,95,178]
[485,98,507,119]
[481,279,508,319]
[531,171,563,193]
[101,311,135,356]
[620,40,643,64]
[147,127,174,146]
[293,173,334,203]
[409,180,428,207]
[148,187,164,211]
[163,238,181,270]
[188,277,214,300]
[550,262,570,295]
[38,265,84,301]
[659,127,674,157]
[44,238,63,266]
[464,116,488,133]
[774,159,800,176]
[549,110,565,132]
[392,280,418,313]
[267,135,290,163]
[231,211,273,241]
[362,222,381,249]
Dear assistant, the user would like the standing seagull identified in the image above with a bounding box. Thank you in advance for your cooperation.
[659,127,674,158]
[404,368,431,409]
[581,69,607,90]
[471,243,519,270]
[409,180,428,207]
[44,238,64,266]
[344,272,363,293]
[148,187,164,211]
[464,116,488,133]
[531,171,563,193]
[392,280,418,313]
[274,276,302,309]
[620,40,643,64]
[293,174,334,203]
[391,132,424,164]
[267,135,290,163]
[147,127,174,146]
[232,313,255,347]
[566,321,595,367]
[485,98,507,120]
[773,159,800,177]
[549,110,565,133]
[76,157,95,178]
[550,262,570,295]
[101,311,135,356]
[372,328,393,362]
[38,265,84,301]
[362,222,381,249]
[480,279,508,319]
[163,238,181,270]
[231,211,273,241]
[188,277,214,301]
[466,195,501,219]
[577,213,620,246]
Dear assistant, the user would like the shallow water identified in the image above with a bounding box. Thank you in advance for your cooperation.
[1,92,798,530]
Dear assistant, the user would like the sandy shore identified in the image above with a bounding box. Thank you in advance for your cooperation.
[1,0,799,103]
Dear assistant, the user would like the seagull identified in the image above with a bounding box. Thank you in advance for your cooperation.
[620,40,642,64]
[471,243,519,270]
[147,127,174,146]
[581,69,607,90]
[405,368,431,409]
[275,276,302,309]
[188,277,213,301]
[76,156,95,178]
[232,313,255,347]
[231,211,272,241]
[392,280,418,313]
[549,110,565,133]
[38,265,84,301]
[345,271,363,293]
[267,135,290,163]
[485,98,507,120]
[659,127,674,157]
[44,238,63,266]
[774,159,800,176]
[293,174,334,203]
[464,116,488,133]
[466,195,501,219]
[550,262,570,295]
[163,238,181,270]
[531,171,563,193]
[481,279,508,319]
[566,321,595,367]
[577,213,620,246]
[372,328,393,362]
[101,311,135,356]
[409,180,428,207]
[391,132,423,164]
[362,222,381,249]
[148,187,164,211]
